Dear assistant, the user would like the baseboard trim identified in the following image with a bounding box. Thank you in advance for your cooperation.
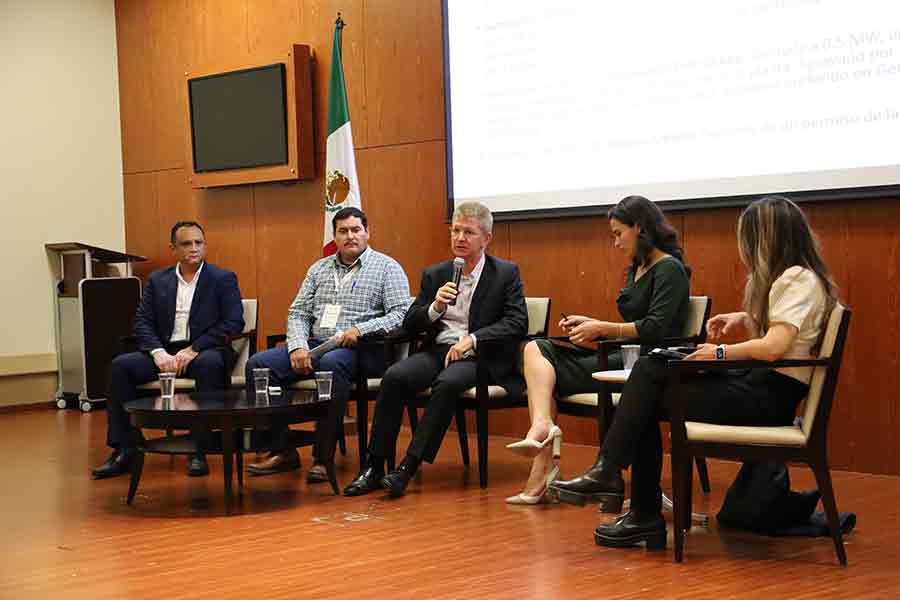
[0,353,57,376]
[0,372,59,408]
[0,401,55,414]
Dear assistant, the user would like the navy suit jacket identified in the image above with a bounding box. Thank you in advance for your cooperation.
[403,254,527,392]
[133,262,244,354]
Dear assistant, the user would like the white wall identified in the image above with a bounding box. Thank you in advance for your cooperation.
[0,0,124,362]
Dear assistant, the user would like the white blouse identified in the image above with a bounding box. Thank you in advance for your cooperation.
[767,266,827,383]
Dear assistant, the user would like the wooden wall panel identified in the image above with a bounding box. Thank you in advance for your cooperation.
[364,0,444,147]
[155,169,199,259]
[680,208,746,341]
[115,1,155,173]
[116,0,191,173]
[122,173,160,278]
[358,141,448,293]
[189,0,250,68]
[298,0,367,151]
[148,0,192,170]
[252,155,328,345]
[813,199,900,472]
[806,202,856,470]
[193,186,258,300]
[489,223,511,260]
[247,0,301,57]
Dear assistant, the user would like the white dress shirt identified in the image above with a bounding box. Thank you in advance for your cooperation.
[151,262,203,355]
[429,252,486,349]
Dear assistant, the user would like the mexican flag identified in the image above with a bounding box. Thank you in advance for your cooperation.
[322,15,361,256]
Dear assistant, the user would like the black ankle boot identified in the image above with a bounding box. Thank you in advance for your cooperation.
[549,455,624,512]
[594,511,666,550]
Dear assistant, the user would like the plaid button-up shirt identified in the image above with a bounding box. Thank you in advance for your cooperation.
[286,247,410,352]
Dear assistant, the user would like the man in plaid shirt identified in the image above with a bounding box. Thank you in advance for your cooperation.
[246,207,409,481]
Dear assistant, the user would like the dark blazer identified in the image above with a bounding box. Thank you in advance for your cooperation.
[133,262,244,353]
[403,254,528,392]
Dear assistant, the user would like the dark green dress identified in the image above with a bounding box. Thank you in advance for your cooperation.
[535,256,690,396]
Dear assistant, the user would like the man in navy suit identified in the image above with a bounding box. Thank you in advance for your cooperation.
[344,201,528,497]
[91,221,244,479]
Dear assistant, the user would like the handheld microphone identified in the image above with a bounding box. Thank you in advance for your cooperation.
[449,257,465,306]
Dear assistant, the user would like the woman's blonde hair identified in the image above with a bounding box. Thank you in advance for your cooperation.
[737,196,837,345]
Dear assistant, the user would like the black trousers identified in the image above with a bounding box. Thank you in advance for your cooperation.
[106,343,228,449]
[368,345,477,465]
[601,356,809,515]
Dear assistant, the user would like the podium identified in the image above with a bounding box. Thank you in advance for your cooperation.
[45,243,146,412]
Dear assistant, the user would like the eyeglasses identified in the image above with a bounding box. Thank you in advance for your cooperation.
[450,227,481,239]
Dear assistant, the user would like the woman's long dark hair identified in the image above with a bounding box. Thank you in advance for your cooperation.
[608,195,690,277]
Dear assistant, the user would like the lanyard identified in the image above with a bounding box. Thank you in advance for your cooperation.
[333,263,359,292]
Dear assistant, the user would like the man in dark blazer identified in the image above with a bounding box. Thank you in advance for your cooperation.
[91,221,244,479]
[344,201,527,497]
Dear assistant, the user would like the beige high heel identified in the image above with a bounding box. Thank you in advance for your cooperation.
[505,466,561,505]
[506,425,562,459]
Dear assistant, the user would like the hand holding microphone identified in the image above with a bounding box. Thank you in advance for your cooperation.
[434,257,464,312]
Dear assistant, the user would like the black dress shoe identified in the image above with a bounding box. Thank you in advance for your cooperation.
[381,468,412,498]
[549,457,624,511]
[187,454,210,477]
[343,467,385,497]
[91,448,135,480]
[594,511,667,550]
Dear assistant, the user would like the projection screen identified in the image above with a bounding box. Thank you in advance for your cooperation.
[443,0,900,219]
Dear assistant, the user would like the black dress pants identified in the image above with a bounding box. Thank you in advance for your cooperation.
[368,345,477,464]
[106,345,227,449]
[601,356,809,515]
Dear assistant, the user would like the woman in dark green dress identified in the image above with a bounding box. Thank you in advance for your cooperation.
[505,196,690,505]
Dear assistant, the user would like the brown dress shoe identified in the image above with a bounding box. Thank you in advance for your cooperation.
[306,463,329,484]
[247,450,301,476]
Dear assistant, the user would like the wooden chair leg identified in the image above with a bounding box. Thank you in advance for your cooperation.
[810,457,848,566]
[476,405,489,488]
[671,447,693,562]
[455,408,470,466]
[695,457,711,494]
[357,396,368,471]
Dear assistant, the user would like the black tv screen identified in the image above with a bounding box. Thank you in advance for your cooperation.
[188,64,288,173]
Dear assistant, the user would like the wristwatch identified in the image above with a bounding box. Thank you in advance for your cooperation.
[715,344,726,360]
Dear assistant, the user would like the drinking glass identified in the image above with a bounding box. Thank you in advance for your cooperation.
[621,345,641,370]
[314,371,333,402]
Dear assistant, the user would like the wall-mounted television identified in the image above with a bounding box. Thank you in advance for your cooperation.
[188,64,288,173]
[183,45,314,188]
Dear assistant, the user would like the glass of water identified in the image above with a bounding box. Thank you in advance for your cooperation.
[314,371,333,402]
[621,344,641,370]
[159,372,176,400]
[253,368,270,395]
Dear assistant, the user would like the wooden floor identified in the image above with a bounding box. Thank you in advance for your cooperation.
[2,408,899,600]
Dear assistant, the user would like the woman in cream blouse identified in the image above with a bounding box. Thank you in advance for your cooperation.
[559,195,839,550]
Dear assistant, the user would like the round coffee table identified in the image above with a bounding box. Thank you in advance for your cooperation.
[124,388,335,515]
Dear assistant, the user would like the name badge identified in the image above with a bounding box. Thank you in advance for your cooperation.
[319,304,342,329]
